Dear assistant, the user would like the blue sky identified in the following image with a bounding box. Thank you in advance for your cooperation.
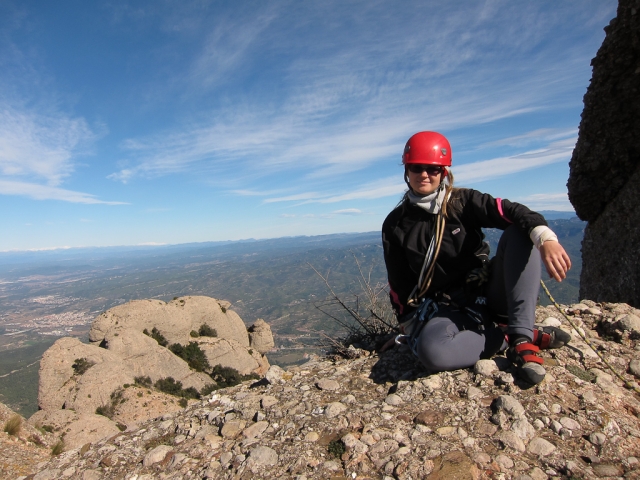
[0,0,616,251]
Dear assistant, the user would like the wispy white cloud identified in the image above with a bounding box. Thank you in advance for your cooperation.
[455,137,577,185]
[0,107,95,185]
[514,193,574,212]
[332,209,363,215]
[0,180,127,205]
[109,1,609,186]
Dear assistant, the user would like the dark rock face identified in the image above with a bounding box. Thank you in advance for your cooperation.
[568,0,640,307]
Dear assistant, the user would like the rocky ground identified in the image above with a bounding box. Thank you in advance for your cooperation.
[8,299,640,479]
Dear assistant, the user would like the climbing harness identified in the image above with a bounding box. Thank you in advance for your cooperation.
[540,279,640,396]
[395,297,439,356]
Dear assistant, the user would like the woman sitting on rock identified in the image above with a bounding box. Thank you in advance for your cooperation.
[381,131,572,384]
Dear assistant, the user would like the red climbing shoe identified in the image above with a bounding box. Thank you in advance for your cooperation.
[507,341,546,385]
[532,325,571,350]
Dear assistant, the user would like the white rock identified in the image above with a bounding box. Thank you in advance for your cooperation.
[617,314,640,332]
[474,359,499,376]
[247,446,278,467]
[498,431,526,452]
[494,395,525,417]
[143,445,173,466]
[316,379,340,391]
[541,317,562,327]
[589,432,606,445]
[559,417,581,431]
[527,437,556,456]
[385,394,403,406]
[265,365,286,384]
[512,418,536,441]
[421,375,443,389]
[324,402,347,418]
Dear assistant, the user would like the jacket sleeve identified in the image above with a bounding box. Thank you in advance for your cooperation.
[461,189,548,235]
[382,211,415,317]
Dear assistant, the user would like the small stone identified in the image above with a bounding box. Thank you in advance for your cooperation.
[628,457,639,466]
[629,359,640,378]
[493,395,525,417]
[421,375,443,389]
[550,420,563,434]
[220,452,233,466]
[527,437,556,456]
[512,418,536,441]
[436,426,456,437]
[316,379,340,391]
[247,446,278,467]
[415,409,445,426]
[466,386,482,399]
[550,403,562,414]
[592,464,624,477]
[385,394,403,405]
[341,394,356,404]
[472,452,491,466]
[242,421,269,439]
[474,359,499,376]
[265,365,286,384]
[541,317,562,327]
[586,307,602,315]
[498,431,526,452]
[589,432,606,445]
[495,454,514,470]
[617,314,640,332]
[532,419,545,430]
[261,395,278,408]
[324,402,347,418]
[221,419,246,438]
[143,445,173,467]
[528,466,547,480]
[559,417,581,431]
[304,431,319,442]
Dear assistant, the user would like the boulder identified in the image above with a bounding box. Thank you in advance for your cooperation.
[29,410,121,451]
[198,337,269,376]
[248,319,275,354]
[89,296,250,347]
[102,328,212,391]
[568,0,640,307]
[37,337,130,412]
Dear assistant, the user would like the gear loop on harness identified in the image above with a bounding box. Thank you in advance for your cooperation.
[395,297,439,355]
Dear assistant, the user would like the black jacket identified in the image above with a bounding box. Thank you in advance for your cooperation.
[382,188,547,315]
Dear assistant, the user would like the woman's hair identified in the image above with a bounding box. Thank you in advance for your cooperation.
[401,167,462,218]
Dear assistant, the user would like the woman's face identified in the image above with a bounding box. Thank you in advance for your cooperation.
[406,164,443,196]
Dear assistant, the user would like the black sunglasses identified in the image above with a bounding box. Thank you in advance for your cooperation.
[406,164,444,176]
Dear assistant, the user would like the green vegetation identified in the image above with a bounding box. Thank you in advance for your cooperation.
[52,440,65,455]
[3,414,22,436]
[143,327,169,347]
[154,377,200,400]
[190,330,199,337]
[178,398,188,408]
[566,365,597,382]
[72,358,95,375]
[168,342,210,372]
[209,364,259,389]
[134,375,153,387]
[95,387,125,419]
[328,440,346,458]
[198,324,218,337]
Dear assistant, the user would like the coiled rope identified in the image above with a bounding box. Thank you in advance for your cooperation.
[540,279,640,395]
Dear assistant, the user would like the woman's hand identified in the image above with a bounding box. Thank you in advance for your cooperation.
[539,241,571,282]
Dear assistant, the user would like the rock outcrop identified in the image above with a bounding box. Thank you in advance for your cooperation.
[30,296,273,452]
[568,0,640,307]
[30,300,640,479]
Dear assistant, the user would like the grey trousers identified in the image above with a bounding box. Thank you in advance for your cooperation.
[415,225,541,372]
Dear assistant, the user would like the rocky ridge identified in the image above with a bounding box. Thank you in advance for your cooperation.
[27,295,274,453]
[22,300,640,480]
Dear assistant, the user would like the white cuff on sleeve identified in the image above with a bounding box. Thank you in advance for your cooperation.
[530,226,558,249]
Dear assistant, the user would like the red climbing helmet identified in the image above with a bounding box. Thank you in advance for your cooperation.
[402,131,452,166]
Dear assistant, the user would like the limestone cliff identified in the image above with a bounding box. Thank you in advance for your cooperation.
[568,0,640,306]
